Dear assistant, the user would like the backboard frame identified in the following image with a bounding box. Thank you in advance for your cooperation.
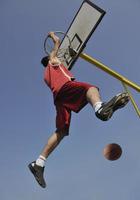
[59,0,106,70]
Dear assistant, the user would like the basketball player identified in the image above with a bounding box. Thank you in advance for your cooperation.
[28,32,129,188]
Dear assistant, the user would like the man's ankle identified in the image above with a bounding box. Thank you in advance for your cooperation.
[36,155,46,167]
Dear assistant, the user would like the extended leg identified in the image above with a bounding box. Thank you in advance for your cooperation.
[41,131,66,159]
[28,105,71,188]
[28,130,66,188]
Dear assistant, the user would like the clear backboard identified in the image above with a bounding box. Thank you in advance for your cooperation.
[59,0,106,70]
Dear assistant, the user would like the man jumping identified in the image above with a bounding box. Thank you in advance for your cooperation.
[28,32,129,188]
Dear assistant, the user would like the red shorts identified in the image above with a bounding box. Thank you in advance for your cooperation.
[54,81,98,135]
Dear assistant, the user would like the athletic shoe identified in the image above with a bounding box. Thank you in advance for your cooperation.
[95,92,130,121]
[28,161,46,188]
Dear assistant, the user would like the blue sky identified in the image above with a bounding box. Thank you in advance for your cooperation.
[0,0,140,199]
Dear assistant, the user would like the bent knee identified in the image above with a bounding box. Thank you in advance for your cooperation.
[56,128,69,137]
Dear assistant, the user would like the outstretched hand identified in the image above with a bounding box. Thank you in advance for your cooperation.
[48,32,60,43]
[48,31,55,37]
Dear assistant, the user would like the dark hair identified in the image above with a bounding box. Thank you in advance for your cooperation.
[41,56,49,67]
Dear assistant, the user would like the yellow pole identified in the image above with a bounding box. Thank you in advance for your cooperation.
[122,82,140,118]
[80,52,140,93]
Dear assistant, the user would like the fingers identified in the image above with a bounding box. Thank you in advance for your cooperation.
[48,31,55,37]
[48,32,60,43]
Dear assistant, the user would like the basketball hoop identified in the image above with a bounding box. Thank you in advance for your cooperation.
[43,31,75,61]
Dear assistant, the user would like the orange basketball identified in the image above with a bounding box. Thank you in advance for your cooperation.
[103,143,122,161]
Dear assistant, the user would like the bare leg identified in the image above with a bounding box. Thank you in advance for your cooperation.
[40,131,66,159]
[86,87,102,106]
[28,131,66,188]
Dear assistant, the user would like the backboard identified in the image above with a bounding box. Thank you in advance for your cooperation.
[59,0,106,70]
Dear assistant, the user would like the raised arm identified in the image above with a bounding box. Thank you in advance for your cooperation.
[48,32,61,64]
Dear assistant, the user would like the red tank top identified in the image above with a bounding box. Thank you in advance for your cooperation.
[44,62,75,99]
